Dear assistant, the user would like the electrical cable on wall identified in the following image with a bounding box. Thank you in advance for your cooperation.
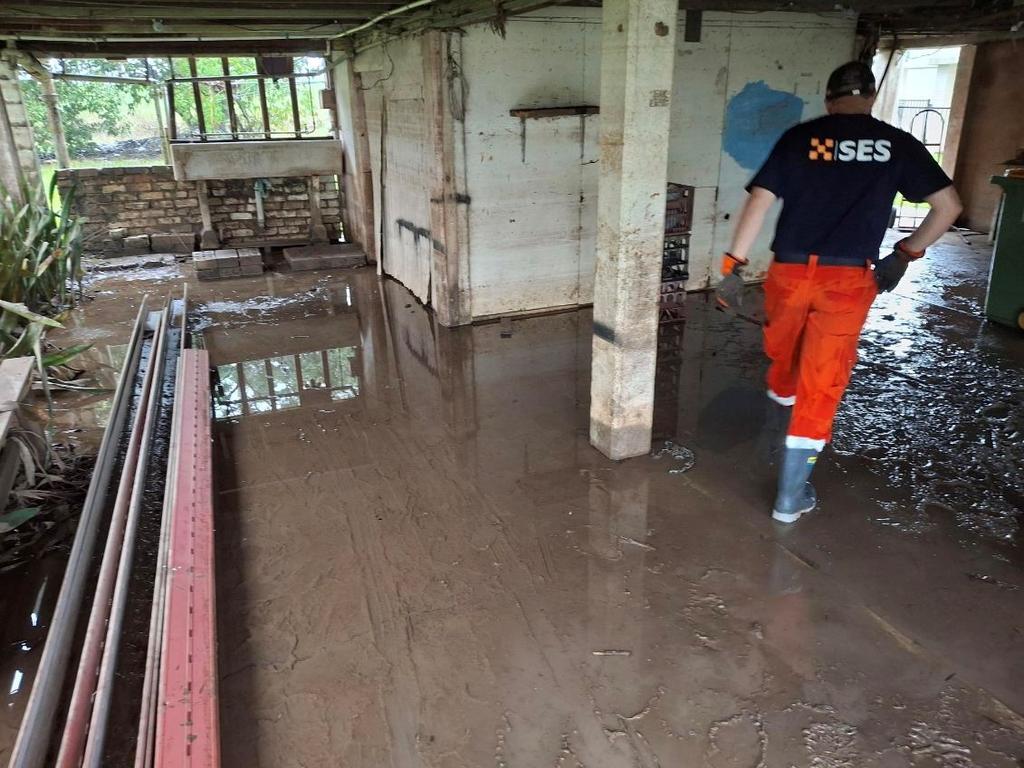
[358,42,394,91]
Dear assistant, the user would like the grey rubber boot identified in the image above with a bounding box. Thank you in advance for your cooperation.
[772,446,819,524]
[757,399,793,468]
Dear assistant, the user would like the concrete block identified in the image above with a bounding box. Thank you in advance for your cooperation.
[240,264,264,277]
[192,250,219,272]
[237,248,262,267]
[285,255,322,272]
[212,252,239,270]
[219,267,242,278]
[123,234,150,255]
[102,238,124,255]
[283,243,366,272]
[149,232,196,253]
[321,253,366,270]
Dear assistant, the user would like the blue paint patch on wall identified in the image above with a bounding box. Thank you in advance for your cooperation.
[723,81,805,171]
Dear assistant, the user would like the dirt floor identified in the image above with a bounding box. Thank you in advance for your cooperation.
[1,232,1022,766]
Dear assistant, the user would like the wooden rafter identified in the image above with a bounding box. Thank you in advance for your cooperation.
[0,0,1020,56]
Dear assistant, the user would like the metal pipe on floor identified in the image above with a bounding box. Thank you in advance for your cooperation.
[135,292,187,768]
[55,309,166,768]
[83,306,170,768]
[7,298,150,768]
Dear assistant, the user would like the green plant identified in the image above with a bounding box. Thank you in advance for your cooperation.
[0,176,87,394]
[21,60,150,158]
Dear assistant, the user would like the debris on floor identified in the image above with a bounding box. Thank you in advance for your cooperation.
[652,439,696,473]
[84,254,187,272]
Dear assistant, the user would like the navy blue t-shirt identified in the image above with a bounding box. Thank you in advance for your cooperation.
[748,113,952,263]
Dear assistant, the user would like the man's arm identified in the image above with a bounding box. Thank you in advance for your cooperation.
[727,186,778,262]
[902,185,963,253]
[874,185,963,293]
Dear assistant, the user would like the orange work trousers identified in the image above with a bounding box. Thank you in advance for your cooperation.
[763,255,878,445]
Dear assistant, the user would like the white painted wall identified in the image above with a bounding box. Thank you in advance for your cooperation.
[458,8,856,316]
[460,9,602,318]
[334,58,362,244]
[339,9,856,319]
[353,38,434,303]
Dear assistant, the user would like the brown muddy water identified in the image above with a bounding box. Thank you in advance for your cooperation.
[2,233,1023,766]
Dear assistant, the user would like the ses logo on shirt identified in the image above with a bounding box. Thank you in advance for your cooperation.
[808,137,892,163]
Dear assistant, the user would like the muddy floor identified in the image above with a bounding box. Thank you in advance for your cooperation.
[2,232,1022,766]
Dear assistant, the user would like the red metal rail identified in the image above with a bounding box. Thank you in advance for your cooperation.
[155,348,220,767]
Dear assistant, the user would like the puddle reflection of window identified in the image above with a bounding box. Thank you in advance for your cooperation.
[213,346,360,420]
[327,347,359,400]
[299,352,326,389]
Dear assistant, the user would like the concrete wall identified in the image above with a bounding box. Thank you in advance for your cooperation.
[334,58,374,256]
[460,10,601,318]
[464,9,854,315]
[353,38,436,303]
[953,41,1024,232]
[0,60,40,192]
[337,9,856,320]
[57,165,342,255]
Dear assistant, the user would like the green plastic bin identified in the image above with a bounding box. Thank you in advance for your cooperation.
[986,175,1024,331]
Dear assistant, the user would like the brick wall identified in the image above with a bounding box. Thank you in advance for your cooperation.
[56,165,343,255]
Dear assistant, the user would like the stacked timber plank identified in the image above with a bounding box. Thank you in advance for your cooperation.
[282,242,366,272]
[0,357,35,506]
[192,248,263,281]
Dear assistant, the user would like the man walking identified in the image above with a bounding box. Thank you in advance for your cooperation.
[717,61,962,524]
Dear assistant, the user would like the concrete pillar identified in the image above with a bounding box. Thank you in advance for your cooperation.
[38,74,71,170]
[943,45,976,179]
[0,84,23,200]
[873,49,904,125]
[423,31,471,327]
[196,181,219,249]
[307,174,329,243]
[16,55,70,170]
[589,0,677,461]
[333,52,378,260]
[0,58,41,195]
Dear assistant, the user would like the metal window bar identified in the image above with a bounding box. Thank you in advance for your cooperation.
[187,57,207,141]
[895,106,949,230]
[221,58,239,141]
[165,61,327,143]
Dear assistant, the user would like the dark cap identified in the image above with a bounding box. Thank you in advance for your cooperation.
[826,61,876,100]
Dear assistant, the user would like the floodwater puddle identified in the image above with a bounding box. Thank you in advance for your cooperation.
[3,235,1022,766]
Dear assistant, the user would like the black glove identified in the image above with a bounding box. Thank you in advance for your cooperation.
[874,250,911,293]
[715,253,747,309]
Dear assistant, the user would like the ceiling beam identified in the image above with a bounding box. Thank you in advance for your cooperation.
[12,39,329,57]
[884,30,1024,47]
[0,5,399,21]
[1,23,357,37]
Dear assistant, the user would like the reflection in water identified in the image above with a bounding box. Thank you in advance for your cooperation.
[213,347,360,420]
